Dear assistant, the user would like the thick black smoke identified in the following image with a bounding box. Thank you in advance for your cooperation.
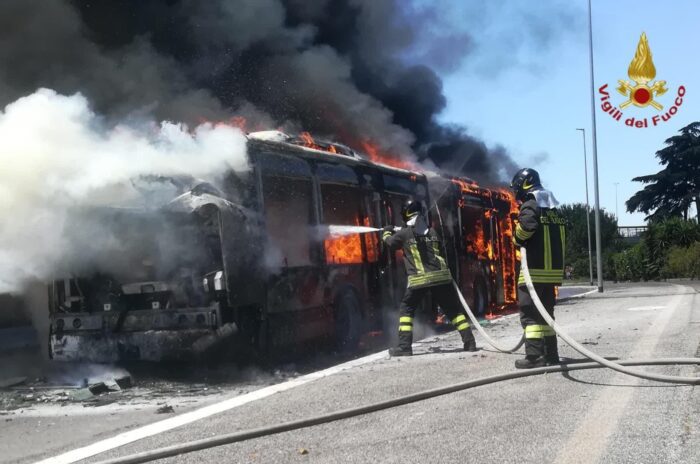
[0,0,538,183]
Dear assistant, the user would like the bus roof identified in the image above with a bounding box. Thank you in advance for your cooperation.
[247,131,426,181]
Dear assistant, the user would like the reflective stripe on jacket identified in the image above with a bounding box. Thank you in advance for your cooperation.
[514,195,566,285]
[383,226,452,288]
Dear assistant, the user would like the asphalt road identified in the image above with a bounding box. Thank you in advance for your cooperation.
[2,282,699,464]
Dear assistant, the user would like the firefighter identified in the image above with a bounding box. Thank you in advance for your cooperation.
[511,168,566,369]
[382,199,477,356]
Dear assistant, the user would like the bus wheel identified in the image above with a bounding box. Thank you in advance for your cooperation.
[334,290,362,353]
[472,279,488,317]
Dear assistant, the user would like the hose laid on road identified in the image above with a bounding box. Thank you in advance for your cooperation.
[94,357,700,464]
[92,249,698,463]
[452,279,525,353]
[520,247,700,385]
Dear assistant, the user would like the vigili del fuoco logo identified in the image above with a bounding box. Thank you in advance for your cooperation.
[598,32,685,128]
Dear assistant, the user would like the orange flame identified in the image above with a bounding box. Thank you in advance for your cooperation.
[298,131,345,156]
[324,216,379,265]
[198,115,271,134]
[324,233,363,264]
[452,178,480,195]
[454,179,519,307]
[361,141,416,171]
[465,218,488,259]
[363,216,379,262]
[228,116,248,131]
[495,189,519,304]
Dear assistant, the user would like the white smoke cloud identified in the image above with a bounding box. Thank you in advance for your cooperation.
[0,89,248,292]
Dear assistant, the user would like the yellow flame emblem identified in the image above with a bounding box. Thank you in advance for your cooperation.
[617,33,667,110]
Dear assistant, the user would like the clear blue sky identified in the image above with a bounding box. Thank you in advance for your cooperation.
[430,0,698,226]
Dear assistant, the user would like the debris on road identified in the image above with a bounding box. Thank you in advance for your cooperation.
[69,376,133,402]
[156,404,175,414]
[70,388,95,401]
[114,375,133,390]
[88,382,110,395]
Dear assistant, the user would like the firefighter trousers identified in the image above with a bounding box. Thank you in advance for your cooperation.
[518,284,558,360]
[397,283,474,349]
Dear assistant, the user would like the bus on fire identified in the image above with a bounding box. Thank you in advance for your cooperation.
[47,131,518,362]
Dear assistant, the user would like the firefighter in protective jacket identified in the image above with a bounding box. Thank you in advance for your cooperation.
[383,199,477,356]
[511,168,566,369]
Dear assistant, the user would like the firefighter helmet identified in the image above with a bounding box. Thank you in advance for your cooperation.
[400,199,424,223]
[511,168,542,202]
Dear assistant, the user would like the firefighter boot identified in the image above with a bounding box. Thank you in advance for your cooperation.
[545,336,560,365]
[515,335,546,369]
[460,328,478,352]
[389,330,413,357]
[514,356,547,369]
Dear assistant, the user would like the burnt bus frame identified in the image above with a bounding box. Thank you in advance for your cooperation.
[47,138,516,361]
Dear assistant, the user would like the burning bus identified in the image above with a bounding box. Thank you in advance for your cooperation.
[48,131,518,362]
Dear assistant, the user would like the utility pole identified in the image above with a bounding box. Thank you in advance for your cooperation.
[577,128,594,286]
[587,0,604,292]
[614,182,620,220]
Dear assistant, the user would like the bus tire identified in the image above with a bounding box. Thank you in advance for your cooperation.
[472,278,488,317]
[333,290,362,353]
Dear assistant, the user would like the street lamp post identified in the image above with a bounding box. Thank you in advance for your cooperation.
[576,128,594,286]
[587,0,604,292]
[614,182,620,220]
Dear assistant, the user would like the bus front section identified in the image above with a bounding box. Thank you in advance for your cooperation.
[48,180,261,362]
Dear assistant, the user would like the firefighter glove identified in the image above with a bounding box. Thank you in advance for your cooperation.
[383,225,395,233]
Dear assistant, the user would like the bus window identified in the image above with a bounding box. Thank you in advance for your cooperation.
[321,184,377,264]
[262,174,313,268]
[316,163,359,185]
[258,152,313,178]
[383,173,426,199]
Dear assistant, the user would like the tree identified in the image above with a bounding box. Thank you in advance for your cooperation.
[612,218,700,281]
[627,122,700,221]
[558,203,621,279]
[641,217,700,277]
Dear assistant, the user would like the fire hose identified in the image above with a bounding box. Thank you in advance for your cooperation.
[94,358,700,464]
[519,247,700,385]
[92,248,700,464]
[452,279,525,352]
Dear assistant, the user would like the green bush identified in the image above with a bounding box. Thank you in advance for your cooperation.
[568,252,620,281]
[612,243,648,281]
[663,242,700,278]
[643,219,700,278]
[570,256,592,280]
[610,219,700,281]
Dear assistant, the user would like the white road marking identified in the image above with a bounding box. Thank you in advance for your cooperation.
[576,288,598,298]
[626,305,666,311]
[37,350,389,464]
[559,287,598,300]
[555,285,690,464]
